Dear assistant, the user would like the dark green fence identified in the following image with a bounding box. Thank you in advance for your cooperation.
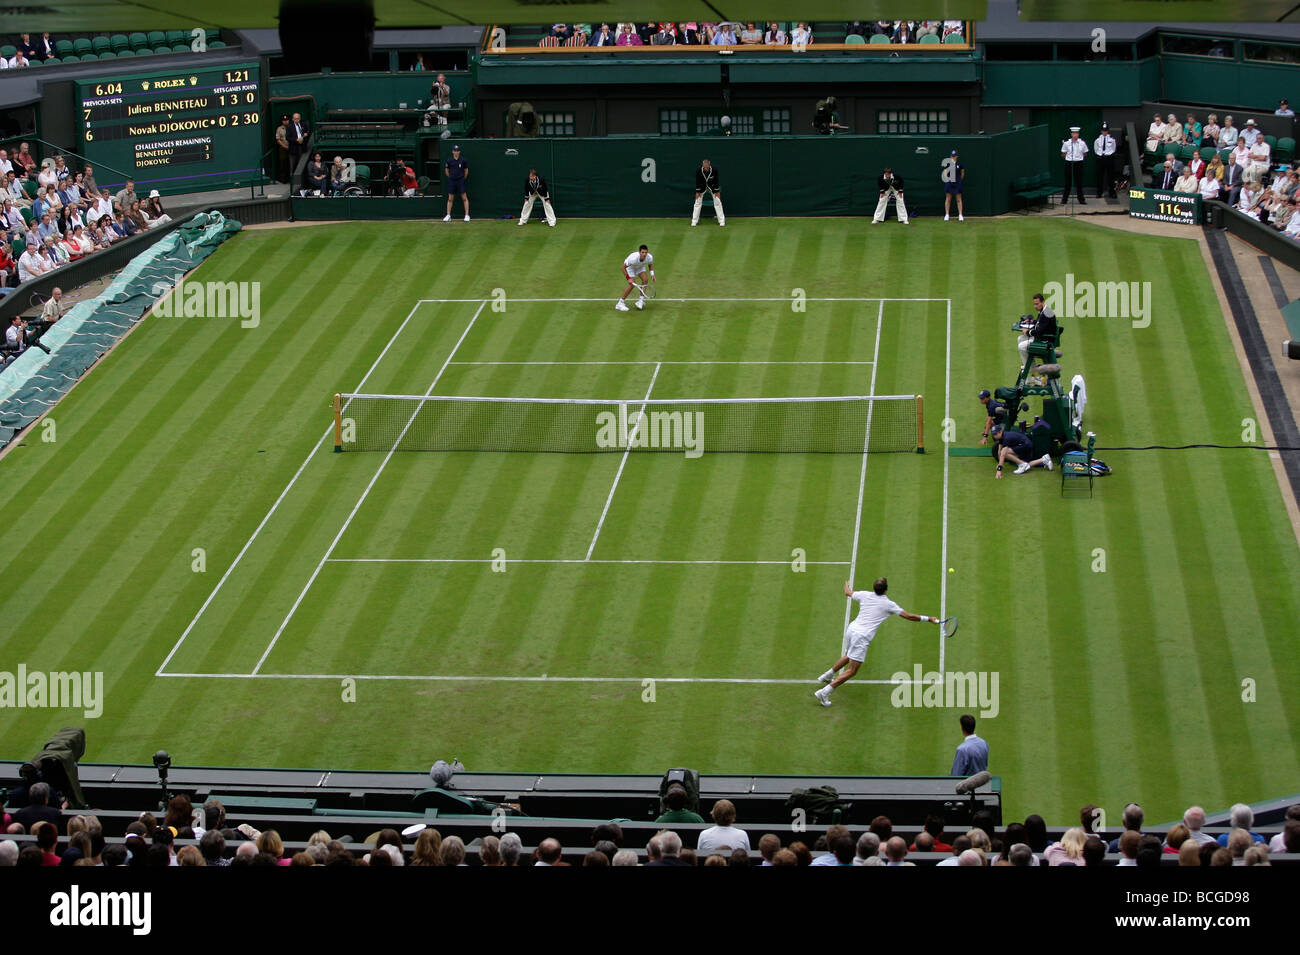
[435,126,1050,220]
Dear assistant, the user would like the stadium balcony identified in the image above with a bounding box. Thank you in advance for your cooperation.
[0,29,229,73]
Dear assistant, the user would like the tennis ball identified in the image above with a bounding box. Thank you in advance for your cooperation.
[948,567,955,573]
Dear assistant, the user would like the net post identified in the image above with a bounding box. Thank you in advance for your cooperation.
[333,394,343,452]
[915,394,925,454]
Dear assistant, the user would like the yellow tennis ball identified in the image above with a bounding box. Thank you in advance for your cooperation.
[948,567,955,573]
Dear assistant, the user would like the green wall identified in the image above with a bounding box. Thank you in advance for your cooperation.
[435,127,1051,220]
[269,71,471,111]
[982,59,1161,107]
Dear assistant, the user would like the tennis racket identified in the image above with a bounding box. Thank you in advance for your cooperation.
[937,616,959,638]
[637,279,657,300]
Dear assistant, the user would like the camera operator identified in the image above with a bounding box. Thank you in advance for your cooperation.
[812,97,849,135]
[427,73,452,127]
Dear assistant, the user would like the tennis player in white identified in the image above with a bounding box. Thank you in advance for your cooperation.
[615,244,655,312]
[814,576,940,706]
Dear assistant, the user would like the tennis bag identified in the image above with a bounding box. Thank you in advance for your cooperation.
[785,785,852,824]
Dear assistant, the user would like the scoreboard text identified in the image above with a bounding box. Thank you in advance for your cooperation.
[1128,187,1202,225]
[76,63,263,194]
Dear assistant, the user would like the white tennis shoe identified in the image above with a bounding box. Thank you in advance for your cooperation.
[814,686,832,707]
[464,215,471,222]
[634,298,644,310]
[1042,455,1053,471]
[1014,462,1031,475]
[615,300,629,312]
[944,213,950,221]
[442,214,451,222]
[817,669,835,684]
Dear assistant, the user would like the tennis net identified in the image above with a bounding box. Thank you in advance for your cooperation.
[333,393,924,454]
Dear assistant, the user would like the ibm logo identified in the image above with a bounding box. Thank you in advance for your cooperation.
[1128,189,1146,199]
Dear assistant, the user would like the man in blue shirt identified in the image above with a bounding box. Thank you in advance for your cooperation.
[951,714,989,777]
[443,145,470,222]
[991,423,1051,478]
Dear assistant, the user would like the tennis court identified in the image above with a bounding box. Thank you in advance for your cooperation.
[157,295,953,686]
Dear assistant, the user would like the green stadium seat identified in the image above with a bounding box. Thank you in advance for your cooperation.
[26,57,40,66]
[147,31,166,47]
[117,48,135,57]
[165,30,186,45]
[12,241,24,258]
[23,180,37,199]
[845,33,865,44]
[92,36,111,53]
[1179,144,1197,161]
[1276,137,1295,163]
[99,50,116,59]
[154,47,172,55]
[55,39,74,55]
[129,32,148,49]
[111,33,130,51]
[920,33,940,44]
[63,54,81,63]
[20,206,32,225]
[869,33,889,44]
[944,32,965,43]
[208,41,227,49]
[0,45,14,58]
[1264,134,1277,148]
[73,38,92,54]
[80,53,99,61]
[1199,146,1218,161]
[172,43,190,53]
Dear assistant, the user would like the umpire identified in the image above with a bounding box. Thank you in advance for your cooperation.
[1061,126,1088,204]
[518,168,556,227]
[692,158,725,227]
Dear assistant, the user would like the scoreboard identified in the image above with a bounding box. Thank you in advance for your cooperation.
[1127,187,1202,225]
[76,62,263,194]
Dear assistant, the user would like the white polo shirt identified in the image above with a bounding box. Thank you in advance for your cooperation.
[623,251,653,276]
[847,591,905,637]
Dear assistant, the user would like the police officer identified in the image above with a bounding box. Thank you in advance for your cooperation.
[1094,122,1118,199]
[1061,126,1088,205]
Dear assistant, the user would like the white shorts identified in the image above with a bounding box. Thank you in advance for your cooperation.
[844,627,874,663]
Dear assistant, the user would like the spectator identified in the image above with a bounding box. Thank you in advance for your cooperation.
[429,73,451,126]
[826,835,855,866]
[531,837,561,866]
[0,840,17,865]
[912,831,935,854]
[612,849,639,866]
[951,713,989,776]
[498,832,522,866]
[1145,112,1165,152]
[916,20,939,39]
[771,849,799,866]
[1278,99,1295,117]
[740,22,761,44]
[1174,168,1198,193]
[1187,149,1206,180]
[1009,844,1034,867]
[764,22,786,44]
[582,850,609,867]
[791,22,811,46]
[1216,804,1266,846]
[1248,136,1272,180]
[1243,846,1270,866]
[1226,829,1253,864]
[127,199,148,232]
[655,783,704,824]
[923,814,952,852]
[115,178,138,210]
[1107,803,1144,853]
[1267,806,1300,853]
[16,143,35,174]
[1156,153,1182,190]
[697,799,750,854]
[18,241,46,283]
[439,835,467,866]
[0,242,15,286]
[592,24,615,47]
[638,22,657,45]
[1223,154,1247,206]
[1202,113,1221,147]
[810,824,852,866]
[7,50,29,69]
[288,113,309,182]
[1044,827,1087,866]
[256,830,290,866]
[616,24,642,46]
[274,116,290,182]
[1160,113,1183,147]
[893,20,914,44]
[646,831,689,866]
[1198,172,1221,201]
[12,783,60,829]
[1115,830,1141,865]
[410,52,425,72]
[869,815,893,844]
[957,848,985,866]
[591,822,623,848]
[884,836,913,866]
[1183,112,1202,146]
[757,833,781,865]
[592,840,617,864]
[1220,115,1239,148]
[711,23,736,45]
[306,153,328,194]
[1241,118,1262,148]
[854,832,881,864]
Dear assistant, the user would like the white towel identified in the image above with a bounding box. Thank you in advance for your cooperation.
[1070,374,1087,429]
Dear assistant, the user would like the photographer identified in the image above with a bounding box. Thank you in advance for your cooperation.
[428,73,451,127]
[872,167,909,224]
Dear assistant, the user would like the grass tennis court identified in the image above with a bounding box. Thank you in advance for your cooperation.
[2,216,1297,825]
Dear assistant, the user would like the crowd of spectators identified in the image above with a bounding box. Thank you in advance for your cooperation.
[0,33,59,68]
[1144,102,1300,238]
[3,787,1296,867]
[0,143,170,290]
[539,20,964,47]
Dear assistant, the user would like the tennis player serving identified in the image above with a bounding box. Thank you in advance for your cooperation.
[814,577,943,707]
[615,244,655,312]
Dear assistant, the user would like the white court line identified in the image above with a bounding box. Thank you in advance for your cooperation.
[585,362,660,560]
[448,360,876,366]
[250,301,488,675]
[842,301,886,653]
[155,671,926,685]
[417,297,949,303]
[155,297,437,676]
[327,558,850,566]
[939,298,951,674]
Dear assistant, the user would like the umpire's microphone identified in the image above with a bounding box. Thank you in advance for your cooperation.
[955,770,992,795]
